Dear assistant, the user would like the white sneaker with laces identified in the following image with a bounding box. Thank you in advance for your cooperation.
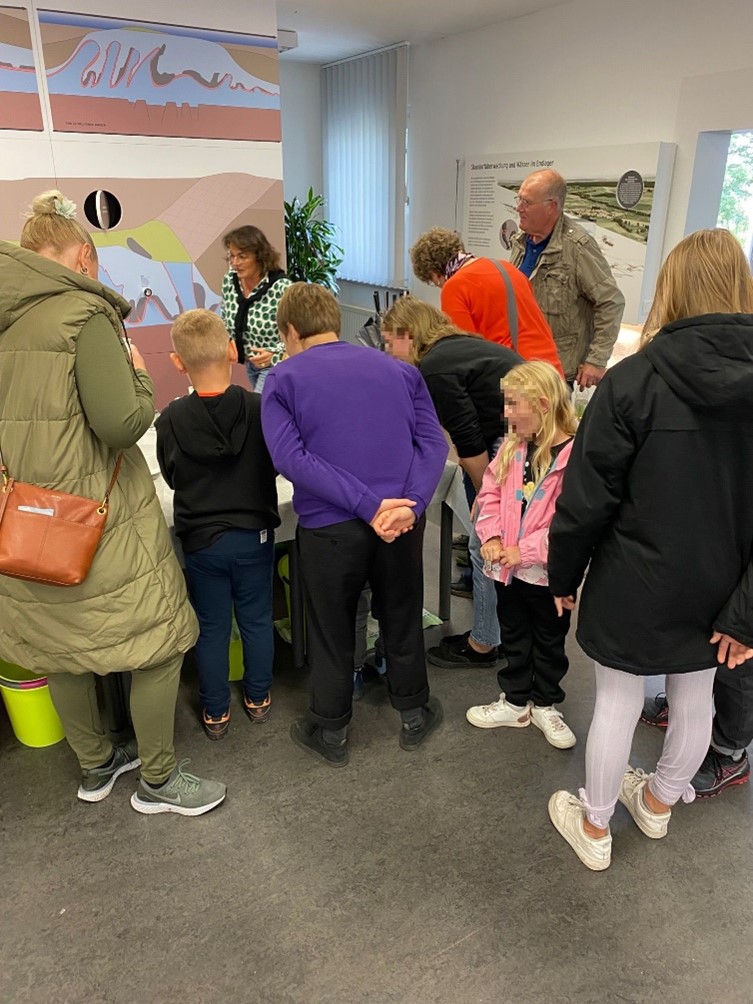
[618,766,671,839]
[530,705,576,748]
[548,790,612,871]
[465,693,530,729]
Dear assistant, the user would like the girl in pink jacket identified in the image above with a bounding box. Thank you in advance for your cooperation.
[466,361,579,748]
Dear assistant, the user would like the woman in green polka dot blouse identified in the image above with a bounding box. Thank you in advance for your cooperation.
[221,225,292,393]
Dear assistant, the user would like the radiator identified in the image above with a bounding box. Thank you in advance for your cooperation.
[339,303,375,345]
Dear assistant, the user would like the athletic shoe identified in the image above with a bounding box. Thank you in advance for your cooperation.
[352,669,364,701]
[465,693,530,729]
[548,790,612,871]
[427,634,498,668]
[202,708,230,740]
[452,534,470,550]
[640,693,669,728]
[530,705,576,749]
[243,693,271,724]
[618,766,671,838]
[78,738,141,803]
[450,576,473,599]
[399,696,444,751]
[290,719,349,767]
[130,761,227,816]
[691,748,751,797]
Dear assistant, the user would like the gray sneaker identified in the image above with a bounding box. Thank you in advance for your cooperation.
[130,760,226,817]
[78,738,141,803]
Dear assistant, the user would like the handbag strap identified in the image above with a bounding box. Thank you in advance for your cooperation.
[487,258,519,353]
[0,440,122,506]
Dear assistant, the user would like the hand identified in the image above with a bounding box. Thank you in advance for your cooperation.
[130,343,147,372]
[499,545,521,568]
[370,499,416,542]
[575,363,606,389]
[553,596,576,617]
[480,538,503,563]
[710,631,753,669]
[248,347,275,369]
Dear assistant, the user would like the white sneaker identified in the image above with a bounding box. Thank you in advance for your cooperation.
[530,705,576,749]
[548,790,612,871]
[618,766,671,839]
[465,693,530,729]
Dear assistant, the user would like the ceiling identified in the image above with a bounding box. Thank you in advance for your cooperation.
[277,0,573,63]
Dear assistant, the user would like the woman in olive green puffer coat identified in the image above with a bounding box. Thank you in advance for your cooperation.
[0,192,225,815]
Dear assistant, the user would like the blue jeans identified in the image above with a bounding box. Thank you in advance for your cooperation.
[184,528,275,717]
[463,437,503,649]
[245,361,269,393]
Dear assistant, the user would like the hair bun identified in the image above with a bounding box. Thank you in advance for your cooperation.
[30,190,68,216]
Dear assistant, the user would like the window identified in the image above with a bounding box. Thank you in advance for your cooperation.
[322,44,408,286]
[717,130,753,267]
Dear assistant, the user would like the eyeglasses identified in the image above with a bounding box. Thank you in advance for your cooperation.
[225,251,253,264]
[515,195,556,209]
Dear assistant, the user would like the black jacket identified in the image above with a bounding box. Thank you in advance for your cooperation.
[418,334,522,457]
[548,313,753,675]
[156,385,279,553]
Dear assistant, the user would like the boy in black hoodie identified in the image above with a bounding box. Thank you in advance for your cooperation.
[156,309,280,739]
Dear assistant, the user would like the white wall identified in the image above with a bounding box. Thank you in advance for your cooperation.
[280,61,323,203]
[409,0,753,270]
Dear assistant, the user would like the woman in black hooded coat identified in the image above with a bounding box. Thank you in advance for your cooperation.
[544,228,753,871]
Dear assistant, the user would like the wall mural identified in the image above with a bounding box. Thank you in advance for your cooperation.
[38,10,281,140]
[0,6,44,130]
[1,173,285,408]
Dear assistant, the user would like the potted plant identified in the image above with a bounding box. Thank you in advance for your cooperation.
[284,188,344,294]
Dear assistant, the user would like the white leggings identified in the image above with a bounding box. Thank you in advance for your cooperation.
[581,662,716,829]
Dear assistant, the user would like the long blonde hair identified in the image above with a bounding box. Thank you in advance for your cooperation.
[20,189,96,258]
[641,228,753,346]
[495,361,578,485]
[382,295,477,364]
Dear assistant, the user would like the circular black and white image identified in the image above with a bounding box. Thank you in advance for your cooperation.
[616,171,644,210]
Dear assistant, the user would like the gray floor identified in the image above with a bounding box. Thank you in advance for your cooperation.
[1,523,752,1004]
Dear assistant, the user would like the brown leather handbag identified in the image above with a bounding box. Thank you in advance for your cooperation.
[0,446,122,587]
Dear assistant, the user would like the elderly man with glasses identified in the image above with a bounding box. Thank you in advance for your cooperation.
[510,169,625,389]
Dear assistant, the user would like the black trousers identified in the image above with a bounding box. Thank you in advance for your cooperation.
[495,577,571,707]
[297,517,429,729]
[713,660,753,753]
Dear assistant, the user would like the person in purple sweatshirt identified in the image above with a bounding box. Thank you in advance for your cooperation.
[262,282,449,767]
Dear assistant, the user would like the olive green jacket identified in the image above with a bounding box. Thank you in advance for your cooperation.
[0,241,198,675]
[510,214,625,380]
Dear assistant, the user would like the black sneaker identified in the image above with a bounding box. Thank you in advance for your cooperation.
[427,634,498,668]
[452,534,470,551]
[450,576,473,599]
[692,748,750,797]
[290,719,349,768]
[640,693,669,728]
[399,696,444,751]
[77,738,141,803]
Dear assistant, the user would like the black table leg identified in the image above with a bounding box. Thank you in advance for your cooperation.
[438,500,454,621]
[101,672,131,734]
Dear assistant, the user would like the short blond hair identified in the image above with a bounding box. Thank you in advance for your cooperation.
[277,282,340,338]
[642,228,753,346]
[20,189,96,259]
[171,309,230,369]
[409,228,465,284]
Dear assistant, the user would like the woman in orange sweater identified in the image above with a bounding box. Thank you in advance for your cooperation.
[410,227,564,378]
